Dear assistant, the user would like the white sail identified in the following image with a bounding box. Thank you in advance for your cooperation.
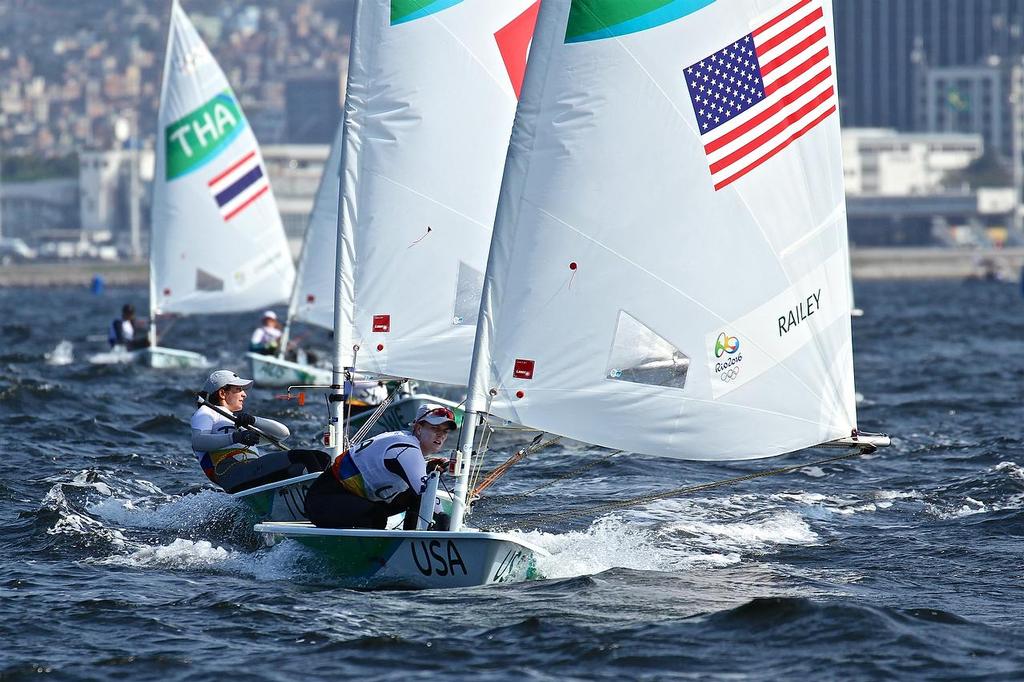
[288,121,345,333]
[151,1,294,317]
[469,0,857,461]
[340,0,540,384]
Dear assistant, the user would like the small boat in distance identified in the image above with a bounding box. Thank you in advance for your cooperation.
[144,0,295,369]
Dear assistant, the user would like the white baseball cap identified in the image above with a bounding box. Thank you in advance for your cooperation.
[202,369,253,394]
[414,403,457,429]
[262,310,278,321]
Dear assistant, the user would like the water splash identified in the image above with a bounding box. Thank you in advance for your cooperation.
[44,340,74,366]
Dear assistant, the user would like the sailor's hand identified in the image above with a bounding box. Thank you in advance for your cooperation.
[427,457,449,472]
[232,429,260,446]
[235,412,256,428]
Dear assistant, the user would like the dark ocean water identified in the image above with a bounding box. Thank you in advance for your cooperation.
[2,279,1024,681]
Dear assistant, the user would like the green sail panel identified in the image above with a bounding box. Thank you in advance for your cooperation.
[565,0,716,43]
[391,0,464,25]
[164,91,246,179]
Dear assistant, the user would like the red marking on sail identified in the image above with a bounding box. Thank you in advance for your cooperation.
[513,358,535,379]
[494,1,540,99]
[372,315,391,332]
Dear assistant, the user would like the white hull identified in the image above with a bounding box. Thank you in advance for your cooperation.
[88,346,144,365]
[247,352,331,388]
[144,345,209,369]
[232,472,320,522]
[255,522,546,589]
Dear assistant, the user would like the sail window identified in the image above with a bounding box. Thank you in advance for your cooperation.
[452,261,484,326]
[605,310,689,390]
[195,268,224,292]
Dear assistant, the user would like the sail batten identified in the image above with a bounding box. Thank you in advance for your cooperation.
[469,0,856,461]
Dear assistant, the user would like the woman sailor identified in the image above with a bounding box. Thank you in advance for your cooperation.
[190,369,330,493]
[304,404,455,530]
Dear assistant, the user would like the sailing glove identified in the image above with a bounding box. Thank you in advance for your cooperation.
[235,412,257,428]
[232,430,260,446]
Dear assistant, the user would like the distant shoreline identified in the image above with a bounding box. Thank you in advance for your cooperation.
[2,247,1024,286]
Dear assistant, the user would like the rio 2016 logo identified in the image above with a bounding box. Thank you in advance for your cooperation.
[714,332,740,358]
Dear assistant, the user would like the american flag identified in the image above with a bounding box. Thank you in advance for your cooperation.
[684,0,837,191]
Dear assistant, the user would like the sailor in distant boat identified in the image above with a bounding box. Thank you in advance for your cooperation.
[304,403,455,531]
[108,303,148,350]
[249,310,283,355]
[190,369,331,494]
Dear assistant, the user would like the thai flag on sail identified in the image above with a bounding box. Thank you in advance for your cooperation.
[207,150,270,221]
[684,0,837,191]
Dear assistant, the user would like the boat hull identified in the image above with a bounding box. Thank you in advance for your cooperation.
[247,352,331,388]
[144,346,209,369]
[254,522,546,589]
[87,346,143,365]
[232,472,320,521]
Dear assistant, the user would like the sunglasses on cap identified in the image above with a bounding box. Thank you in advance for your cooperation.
[421,407,455,420]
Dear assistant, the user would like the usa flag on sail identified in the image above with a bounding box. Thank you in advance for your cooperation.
[207,150,270,221]
[684,0,837,191]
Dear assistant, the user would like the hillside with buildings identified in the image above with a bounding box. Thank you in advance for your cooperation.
[1,0,1024,263]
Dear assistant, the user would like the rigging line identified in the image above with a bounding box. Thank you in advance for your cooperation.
[482,448,623,513]
[514,447,872,529]
[472,434,563,499]
[347,380,405,446]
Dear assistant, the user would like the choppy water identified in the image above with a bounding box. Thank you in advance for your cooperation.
[2,280,1024,680]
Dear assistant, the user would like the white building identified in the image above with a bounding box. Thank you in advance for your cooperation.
[261,143,330,256]
[78,148,154,255]
[841,128,983,196]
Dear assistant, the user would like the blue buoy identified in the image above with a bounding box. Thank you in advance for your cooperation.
[91,274,105,295]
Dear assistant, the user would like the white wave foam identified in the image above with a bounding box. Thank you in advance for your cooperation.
[44,340,74,365]
[102,538,238,570]
[516,515,683,580]
[97,536,310,581]
[88,489,240,531]
[509,497,820,580]
[665,510,818,553]
[996,461,1024,483]
[41,480,129,547]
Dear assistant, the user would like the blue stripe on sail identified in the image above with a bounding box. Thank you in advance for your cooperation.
[567,0,716,43]
[214,165,263,207]
[392,0,463,25]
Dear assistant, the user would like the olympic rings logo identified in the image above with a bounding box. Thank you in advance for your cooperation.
[714,332,740,358]
[719,366,740,382]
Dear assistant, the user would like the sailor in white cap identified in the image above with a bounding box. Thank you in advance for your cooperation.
[248,310,282,355]
[189,369,330,493]
[304,403,457,531]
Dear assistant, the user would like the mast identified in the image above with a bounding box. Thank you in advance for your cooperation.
[449,0,553,534]
[327,0,362,458]
[150,0,178,349]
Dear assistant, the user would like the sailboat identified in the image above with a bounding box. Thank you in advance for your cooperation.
[255,0,545,586]
[258,0,887,589]
[141,0,295,368]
